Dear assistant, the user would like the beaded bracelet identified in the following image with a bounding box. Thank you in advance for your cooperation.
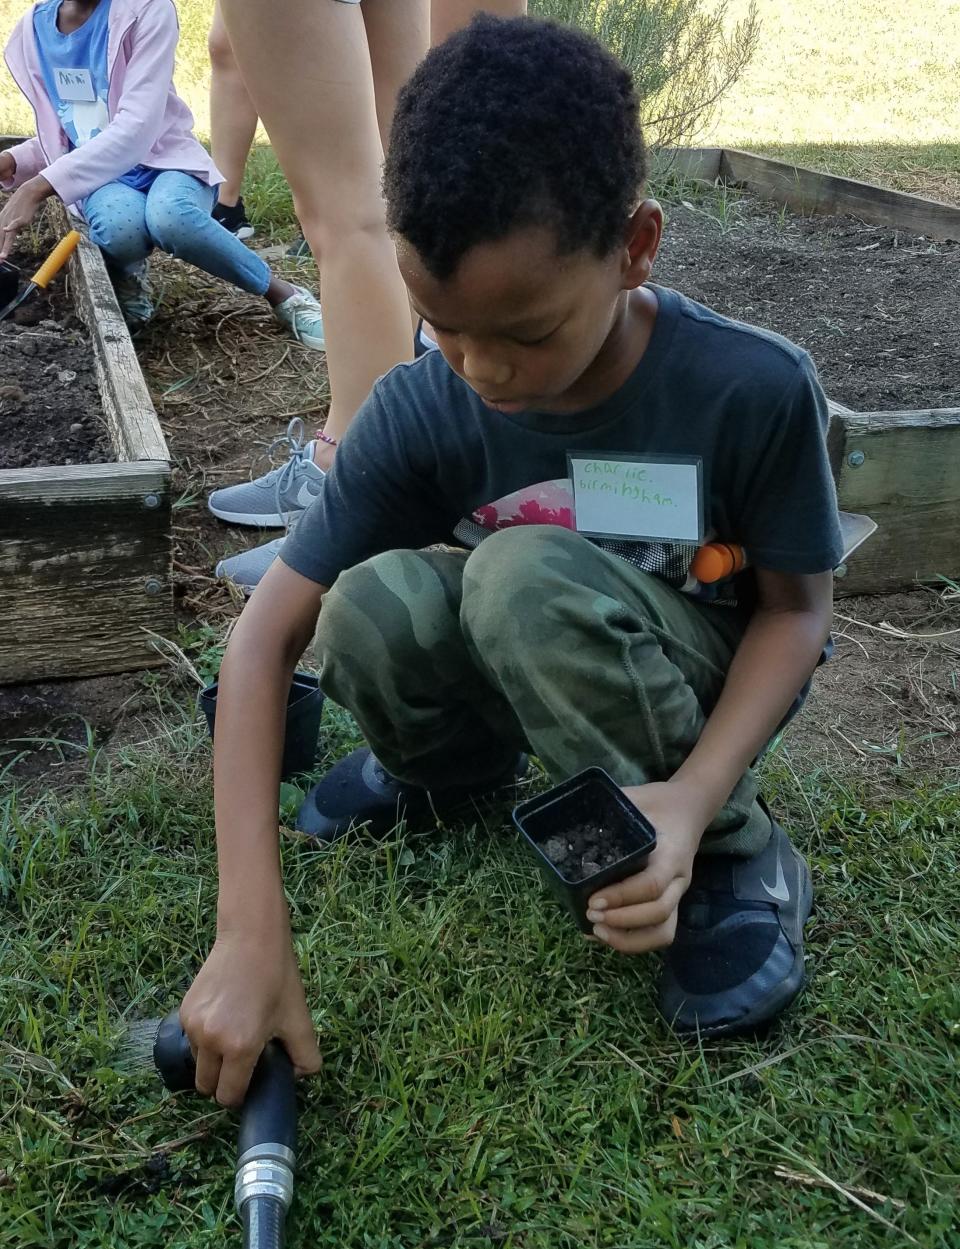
[316,431,338,449]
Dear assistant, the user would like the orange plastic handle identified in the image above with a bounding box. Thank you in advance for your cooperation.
[690,542,746,584]
[30,229,82,288]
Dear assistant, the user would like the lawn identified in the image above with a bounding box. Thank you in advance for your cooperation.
[3,692,959,1247]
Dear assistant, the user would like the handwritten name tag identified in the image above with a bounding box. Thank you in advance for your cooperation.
[55,67,96,102]
[568,453,704,542]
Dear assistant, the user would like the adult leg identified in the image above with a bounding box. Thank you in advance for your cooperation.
[430,0,527,47]
[83,180,152,274]
[208,0,259,208]
[218,0,425,458]
[362,0,430,155]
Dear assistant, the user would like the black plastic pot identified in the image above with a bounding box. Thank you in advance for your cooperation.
[198,671,324,781]
[513,766,657,932]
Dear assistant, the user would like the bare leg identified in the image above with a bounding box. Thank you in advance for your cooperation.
[219,0,427,462]
[208,0,259,207]
[363,0,430,154]
[431,0,526,46]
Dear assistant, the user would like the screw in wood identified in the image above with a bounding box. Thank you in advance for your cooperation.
[144,578,164,595]
[143,493,160,509]
[847,450,865,467]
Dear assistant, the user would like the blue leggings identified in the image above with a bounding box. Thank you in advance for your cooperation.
[83,171,271,296]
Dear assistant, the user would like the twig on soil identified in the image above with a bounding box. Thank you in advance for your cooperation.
[834,613,960,642]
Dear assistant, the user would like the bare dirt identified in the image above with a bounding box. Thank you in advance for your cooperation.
[655,192,960,412]
[0,222,110,470]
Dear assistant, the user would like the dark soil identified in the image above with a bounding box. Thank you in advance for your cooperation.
[0,225,110,470]
[655,192,960,412]
[0,673,155,785]
[541,820,636,883]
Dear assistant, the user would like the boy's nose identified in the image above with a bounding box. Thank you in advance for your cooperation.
[461,347,512,392]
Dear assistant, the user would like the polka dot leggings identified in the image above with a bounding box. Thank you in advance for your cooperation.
[82,170,271,295]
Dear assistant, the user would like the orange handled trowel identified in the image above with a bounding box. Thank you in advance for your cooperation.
[0,229,82,321]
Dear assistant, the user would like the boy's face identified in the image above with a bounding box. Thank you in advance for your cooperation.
[399,203,661,415]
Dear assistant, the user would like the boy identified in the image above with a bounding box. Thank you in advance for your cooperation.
[180,16,841,1107]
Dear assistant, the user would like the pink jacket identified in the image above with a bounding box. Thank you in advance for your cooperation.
[2,0,221,206]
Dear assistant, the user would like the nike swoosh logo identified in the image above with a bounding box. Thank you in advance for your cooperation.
[291,477,323,508]
[760,855,790,902]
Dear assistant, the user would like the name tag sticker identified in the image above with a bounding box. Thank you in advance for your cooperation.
[55,67,96,102]
[568,452,704,542]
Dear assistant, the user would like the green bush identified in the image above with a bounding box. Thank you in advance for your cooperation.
[530,0,760,151]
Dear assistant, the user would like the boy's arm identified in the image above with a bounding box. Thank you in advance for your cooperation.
[179,559,327,1106]
[588,567,833,953]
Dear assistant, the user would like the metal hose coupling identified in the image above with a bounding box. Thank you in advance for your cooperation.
[235,1142,296,1213]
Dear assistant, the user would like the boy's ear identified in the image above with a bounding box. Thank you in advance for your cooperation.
[621,199,662,290]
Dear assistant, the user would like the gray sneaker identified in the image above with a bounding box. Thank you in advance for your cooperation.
[112,264,154,332]
[658,819,813,1038]
[273,285,324,350]
[207,418,326,527]
[216,533,287,593]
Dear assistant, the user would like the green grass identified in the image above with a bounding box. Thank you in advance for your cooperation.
[2,700,958,1248]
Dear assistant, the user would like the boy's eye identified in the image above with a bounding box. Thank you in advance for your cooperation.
[512,327,557,346]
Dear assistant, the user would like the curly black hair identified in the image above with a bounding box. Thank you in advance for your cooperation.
[383,14,647,280]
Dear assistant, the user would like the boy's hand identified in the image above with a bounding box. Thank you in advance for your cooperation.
[0,176,52,261]
[0,151,15,183]
[585,780,707,954]
[180,922,322,1107]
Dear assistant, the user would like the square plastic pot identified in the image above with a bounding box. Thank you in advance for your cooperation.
[513,766,657,932]
[198,671,324,782]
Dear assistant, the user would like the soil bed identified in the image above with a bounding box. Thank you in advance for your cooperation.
[655,192,960,412]
[0,223,109,470]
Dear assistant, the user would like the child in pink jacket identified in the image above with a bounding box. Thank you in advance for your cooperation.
[1,0,324,343]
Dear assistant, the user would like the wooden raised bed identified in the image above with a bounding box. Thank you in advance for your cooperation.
[0,137,172,683]
[661,148,960,596]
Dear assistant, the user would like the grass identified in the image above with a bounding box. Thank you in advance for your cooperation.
[1,692,959,1248]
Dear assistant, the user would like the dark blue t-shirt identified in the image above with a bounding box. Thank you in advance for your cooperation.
[33,0,158,191]
[282,285,844,604]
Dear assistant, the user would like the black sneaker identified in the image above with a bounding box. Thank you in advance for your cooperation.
[212,197,255,240]
[295,747,528,842]
[658,820,813,1038]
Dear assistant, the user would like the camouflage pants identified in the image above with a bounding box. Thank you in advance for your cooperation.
[314,525,772,855]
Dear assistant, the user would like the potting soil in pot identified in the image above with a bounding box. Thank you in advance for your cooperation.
[0,224,110,470]
[541,820,636,883]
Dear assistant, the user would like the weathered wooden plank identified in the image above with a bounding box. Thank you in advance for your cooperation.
[653,146,723,183]
[833,408,960,595]
[47,202,169,463]
[0,459,168,500]
[0,461,172,683]
[719,148,960,242]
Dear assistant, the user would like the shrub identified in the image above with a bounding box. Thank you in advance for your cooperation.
[529,0,760,151]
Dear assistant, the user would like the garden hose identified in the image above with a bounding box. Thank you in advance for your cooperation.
[148,1010,298,1249]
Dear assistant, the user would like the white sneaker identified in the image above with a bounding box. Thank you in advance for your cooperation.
[273,285,325,350]
[207,418,326,527]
